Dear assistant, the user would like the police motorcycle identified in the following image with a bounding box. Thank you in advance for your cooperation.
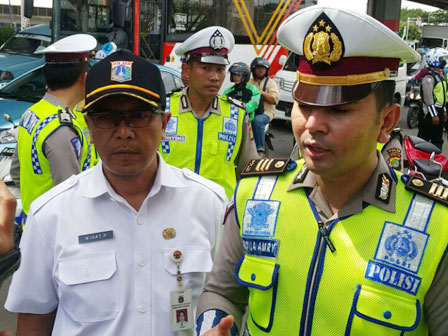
[405,79,422,129]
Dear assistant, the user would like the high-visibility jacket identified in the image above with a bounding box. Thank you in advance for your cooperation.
[74,101,100,167]
[235,160,448,335]
[18,99,90,215]
[160,92,245,198]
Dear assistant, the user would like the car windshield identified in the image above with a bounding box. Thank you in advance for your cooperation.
[0,68,46,103]
[0,34,50,56]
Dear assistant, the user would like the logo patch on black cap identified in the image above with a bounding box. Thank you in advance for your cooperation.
[209,30,225,50]
[303,12,345,70]
[110,61,133,82]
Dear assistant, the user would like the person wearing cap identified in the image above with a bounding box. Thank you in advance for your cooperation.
[418,48,448,150]
[196,6,448,336]
[160,26,258,199]
[5,49,227,335]
[10,34,97,219]
[248,57,280,156]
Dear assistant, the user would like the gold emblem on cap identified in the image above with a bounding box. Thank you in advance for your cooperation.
[412,179,424,187]
[304,13,343,67]
[274,161,285,169]
[162,228,176,239]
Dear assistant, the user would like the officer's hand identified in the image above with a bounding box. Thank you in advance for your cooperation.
[432,115,440,126]
[0,181,16,256]
[201,315,234,335]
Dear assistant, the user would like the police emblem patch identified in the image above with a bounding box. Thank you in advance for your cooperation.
[209,29,225,50]
[218,117,237,143]
[303,12,345,70]
[20,109,40,135]
[374,222,428,273]
[242,200,280,238]
[111,61,133,82]
[165,117,178,135]
[70,138,82,159]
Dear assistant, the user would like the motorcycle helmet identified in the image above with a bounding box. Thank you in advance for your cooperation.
[250,57,270,76]
[424,47,448,68]
[229,62,251,84]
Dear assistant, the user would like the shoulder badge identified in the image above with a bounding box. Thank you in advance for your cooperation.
[58,108,74,124]
[293,164,309,184]
[375,173,392,204]
[405,176,448,206]
[241,158,291,177]
[226,95,245,109]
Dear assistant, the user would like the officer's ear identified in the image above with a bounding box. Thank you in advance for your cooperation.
[378,103,401,143]
[182,62,190,76]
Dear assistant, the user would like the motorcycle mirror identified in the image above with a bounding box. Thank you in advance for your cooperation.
[3,114,16,128]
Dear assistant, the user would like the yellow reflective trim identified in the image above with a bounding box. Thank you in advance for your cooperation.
[86,84,160,99]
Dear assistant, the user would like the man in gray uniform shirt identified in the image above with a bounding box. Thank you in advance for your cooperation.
[11,34,97,219]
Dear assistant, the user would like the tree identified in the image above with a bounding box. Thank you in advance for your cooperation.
[0,25,14,47]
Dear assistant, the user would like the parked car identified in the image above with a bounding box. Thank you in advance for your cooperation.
[0,63,183,153]
[273,52,409,121]
[0,24,51,85]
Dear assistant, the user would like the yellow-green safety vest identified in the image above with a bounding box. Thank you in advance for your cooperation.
[74,101,100,167]
[159,92,245,198]
[18,99,91,215]
[235,160,448,335]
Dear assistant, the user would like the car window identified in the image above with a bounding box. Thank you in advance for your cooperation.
[0,35,50,56]
[0,68,46,103]
[161,71,176,93]
[173,75,183,90]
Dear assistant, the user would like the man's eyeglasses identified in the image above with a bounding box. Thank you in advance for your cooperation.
[87,110,162,129]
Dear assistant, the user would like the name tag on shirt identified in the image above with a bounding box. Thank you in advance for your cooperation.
[78,230,114,244]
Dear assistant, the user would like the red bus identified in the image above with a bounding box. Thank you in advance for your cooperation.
[45,0,315,75]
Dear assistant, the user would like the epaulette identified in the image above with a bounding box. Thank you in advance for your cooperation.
[405,176,448,206]
[58,107,75,125]
[167,87,183,96]
[30,175,79,214]
[241,158,293,177]
[181,168,227,202]
[226,95,246,109]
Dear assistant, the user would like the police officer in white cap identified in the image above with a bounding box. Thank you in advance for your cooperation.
[159,26,258,199]
[196,5,448,336]
[10,34,97,220]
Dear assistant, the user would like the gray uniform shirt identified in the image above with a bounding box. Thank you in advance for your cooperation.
[177,88,258,177]
[10,93,82,186]
[197,154,448,335]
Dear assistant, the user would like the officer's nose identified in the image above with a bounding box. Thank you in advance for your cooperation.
[115,118,134,139]
[304,107,328,134]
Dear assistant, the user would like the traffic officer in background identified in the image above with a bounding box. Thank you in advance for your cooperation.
[6,50,227,335]
[196,5,448,336]
[418,47,448,150]
[11,34,96,218]
[159,26,258,199]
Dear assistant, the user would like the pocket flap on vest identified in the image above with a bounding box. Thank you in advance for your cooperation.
[354,285,420,331]
[236,255,279,290]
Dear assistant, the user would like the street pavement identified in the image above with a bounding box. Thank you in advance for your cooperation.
[0,106,447,333]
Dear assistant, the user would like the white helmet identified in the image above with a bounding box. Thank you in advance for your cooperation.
[424,47,448,67]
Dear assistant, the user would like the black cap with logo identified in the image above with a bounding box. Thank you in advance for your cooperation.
[84,50,166,112]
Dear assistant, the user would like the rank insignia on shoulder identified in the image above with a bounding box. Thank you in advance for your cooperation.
[226,96,245,109]
[241,158,291,177]
[375,173,392,204]
[58,108,74,124]
[293,164,309,184]
[405,176,448,206]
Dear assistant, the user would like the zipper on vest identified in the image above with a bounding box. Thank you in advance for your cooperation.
[317,221,336,253]
[194,119,204,174]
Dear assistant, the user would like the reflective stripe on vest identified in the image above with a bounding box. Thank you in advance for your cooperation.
[18,99,90,215]
[160,93,245,198]
[234,160,448,335]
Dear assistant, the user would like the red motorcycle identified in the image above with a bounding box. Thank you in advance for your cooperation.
[403,135,448,185]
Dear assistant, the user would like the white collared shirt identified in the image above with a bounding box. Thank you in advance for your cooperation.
[6,155,227,335]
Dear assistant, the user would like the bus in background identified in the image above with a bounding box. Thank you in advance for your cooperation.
[25,0,316,86]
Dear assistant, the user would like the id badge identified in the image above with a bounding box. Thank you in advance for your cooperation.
[170,288,194,331]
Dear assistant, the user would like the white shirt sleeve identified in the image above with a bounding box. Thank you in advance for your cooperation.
[5,211,58,314]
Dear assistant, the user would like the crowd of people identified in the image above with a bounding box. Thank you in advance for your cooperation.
[0,4,447,336]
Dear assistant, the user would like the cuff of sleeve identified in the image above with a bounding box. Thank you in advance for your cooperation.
[196,309,238,336]
[428,105,437,117]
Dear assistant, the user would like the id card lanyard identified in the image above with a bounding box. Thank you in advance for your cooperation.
[170,248,194,332]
